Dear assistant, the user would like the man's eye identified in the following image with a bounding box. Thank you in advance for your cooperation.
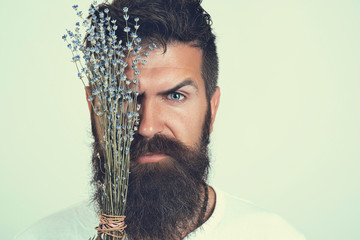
[167,92,185,101]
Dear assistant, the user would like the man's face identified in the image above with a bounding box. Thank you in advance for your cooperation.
[134,42,219,161]
[88,42,220,160]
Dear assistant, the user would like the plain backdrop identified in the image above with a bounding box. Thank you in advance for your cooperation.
[1,0,359,239]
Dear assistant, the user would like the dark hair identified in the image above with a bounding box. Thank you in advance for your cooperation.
[95,0,218,100]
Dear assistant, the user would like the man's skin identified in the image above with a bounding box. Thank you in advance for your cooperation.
[87,42,220,236]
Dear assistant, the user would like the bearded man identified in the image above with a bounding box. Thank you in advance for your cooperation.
[15,0,305,239]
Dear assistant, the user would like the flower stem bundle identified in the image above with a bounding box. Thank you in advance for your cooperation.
[63,2,154,239]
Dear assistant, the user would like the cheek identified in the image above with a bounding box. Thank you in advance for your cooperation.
[164,102,207,147]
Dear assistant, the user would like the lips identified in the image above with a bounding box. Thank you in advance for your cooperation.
[137,153,168,163]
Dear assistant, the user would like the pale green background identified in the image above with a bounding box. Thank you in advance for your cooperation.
[1,0,359,239]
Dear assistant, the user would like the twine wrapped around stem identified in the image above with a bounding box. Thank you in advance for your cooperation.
[95,213,127,239]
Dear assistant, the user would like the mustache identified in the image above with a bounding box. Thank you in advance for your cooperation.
[130,134,198,162]
[129,133,209,183]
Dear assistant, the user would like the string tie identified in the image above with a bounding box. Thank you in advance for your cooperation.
[95,212,127,239]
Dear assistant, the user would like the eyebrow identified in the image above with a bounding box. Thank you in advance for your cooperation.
[158,79,199,96]
[137,79,199,101]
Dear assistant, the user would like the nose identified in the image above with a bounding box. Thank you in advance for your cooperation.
[138,98,163,139]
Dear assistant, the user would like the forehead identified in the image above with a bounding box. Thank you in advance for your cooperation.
[142,43,202,69]
[134,43,205,91]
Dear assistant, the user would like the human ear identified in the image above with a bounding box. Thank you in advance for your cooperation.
[209,87,220,134]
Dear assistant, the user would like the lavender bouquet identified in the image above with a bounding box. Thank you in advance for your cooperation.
[63,2,154,239]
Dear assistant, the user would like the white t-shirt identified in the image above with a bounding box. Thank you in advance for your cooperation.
[15,188,305,240]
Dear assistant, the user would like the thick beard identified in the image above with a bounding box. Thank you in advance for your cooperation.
[90,107,211,240]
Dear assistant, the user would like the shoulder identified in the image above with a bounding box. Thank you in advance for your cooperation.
[198,188,306,240]
[14,201,98,240]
